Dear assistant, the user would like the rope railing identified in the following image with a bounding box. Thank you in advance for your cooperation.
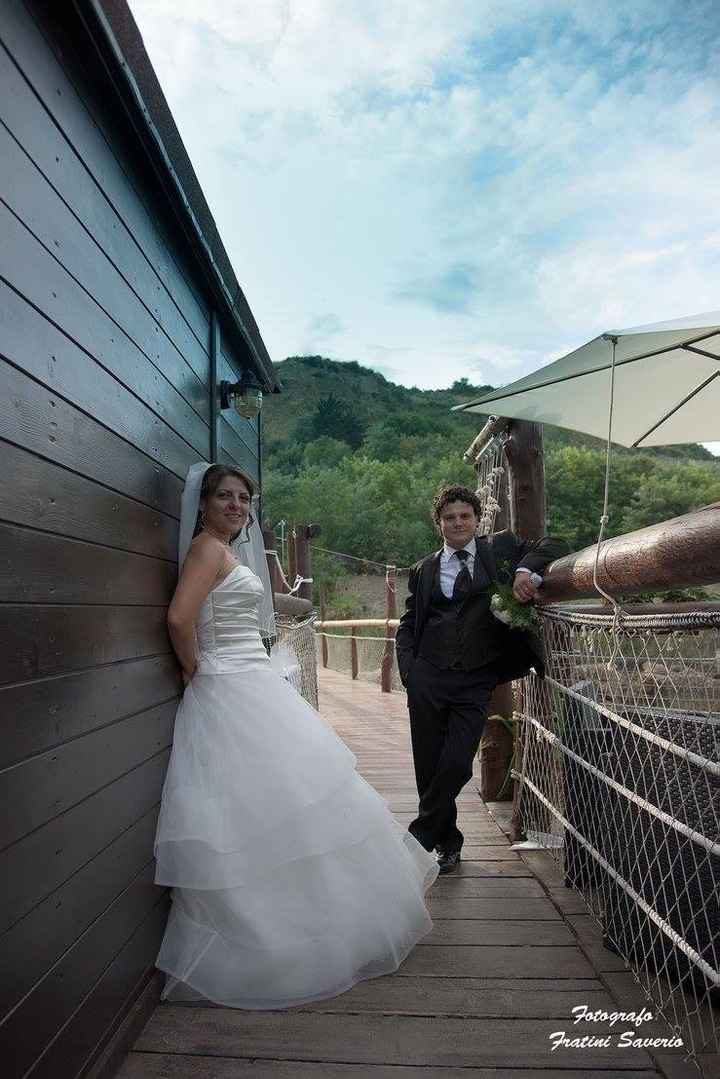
[515,603,720,1060]
[315,618,402,693]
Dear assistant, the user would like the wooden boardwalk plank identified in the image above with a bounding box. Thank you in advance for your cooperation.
[134,1008,657,1070]
[119,1056,660,1079]
[120,668,668,1078]
[400,943,595,979]
[421,918,575,946]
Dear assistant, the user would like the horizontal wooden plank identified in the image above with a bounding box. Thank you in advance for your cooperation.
[428,861,530,878]
[0,202,210,455]
[425,897,561,920]
[119,1057,660,1079]
[0,280,194,497]
[0,523,176,604]
[1,699,176,847]
[0,117,210,411]
[219,417,258,475]
[400,944,594,980]
[0,439,177,558]
[0,864,165,1079]
[0,806,160,1019]
[0,346,186,518]
[0,654,179,769]
[0,603,170,684]
[423,919,574,947]
[231,974,610,1018]
[83,970,165,1079]
[430,877,546,898]
[0,48,210,374]
[134,1008,655,1069]
[35,945,166,1079]
[0,750,169,932]
[0,0,211,351]
[456,846,518,860]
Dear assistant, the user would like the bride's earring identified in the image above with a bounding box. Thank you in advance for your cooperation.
[200,510,207,528]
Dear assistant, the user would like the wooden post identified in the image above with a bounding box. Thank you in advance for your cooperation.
[262,520,289,595]
[505,420,545,538]
[504,420,545,834]
[479,684,515,801]
[287,528,297,587]
[351,634,359,680]
[319,595,329,669]
[293,524,320,603]
[381,565,397,692]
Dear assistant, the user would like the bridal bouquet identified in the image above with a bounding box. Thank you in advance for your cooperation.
[488,562,541,632]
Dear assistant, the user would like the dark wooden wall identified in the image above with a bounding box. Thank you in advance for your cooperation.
[0,2,261,1075]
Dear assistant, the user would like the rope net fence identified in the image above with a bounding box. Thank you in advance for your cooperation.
[274,613,319,710]
[516,604,720,1059]
[322,628,405,692]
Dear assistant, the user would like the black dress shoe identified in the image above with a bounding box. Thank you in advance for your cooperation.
[437,849,461,874]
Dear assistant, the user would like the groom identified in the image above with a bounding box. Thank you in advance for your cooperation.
[396,483,566,873]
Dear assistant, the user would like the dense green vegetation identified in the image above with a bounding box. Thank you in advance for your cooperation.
[262,356,720,568]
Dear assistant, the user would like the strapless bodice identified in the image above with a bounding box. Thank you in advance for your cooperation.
[195,564,270,674]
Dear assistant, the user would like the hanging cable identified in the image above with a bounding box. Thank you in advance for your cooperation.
[593,334,624,658]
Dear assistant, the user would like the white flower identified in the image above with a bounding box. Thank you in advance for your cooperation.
[490,593,513,626]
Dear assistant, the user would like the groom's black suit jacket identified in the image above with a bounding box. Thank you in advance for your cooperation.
[396,529,568,687]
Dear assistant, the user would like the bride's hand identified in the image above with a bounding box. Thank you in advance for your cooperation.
[182,667,195,687]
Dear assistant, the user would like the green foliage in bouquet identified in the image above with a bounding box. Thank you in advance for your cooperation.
[488,559,542,632]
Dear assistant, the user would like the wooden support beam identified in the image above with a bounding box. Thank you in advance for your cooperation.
[293,524,320,603]
[505,420,545,540]
[540,502,720,603]
[463,415,510,463]
[381,566,397,693]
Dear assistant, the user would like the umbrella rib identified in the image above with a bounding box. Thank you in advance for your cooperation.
[453,327,720,411]
[632,369,720,447]
[683,344,720,363]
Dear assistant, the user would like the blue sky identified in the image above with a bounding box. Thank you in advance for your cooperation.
[128,0,720,408]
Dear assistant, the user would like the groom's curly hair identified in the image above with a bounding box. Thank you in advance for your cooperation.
[431,483,483,530]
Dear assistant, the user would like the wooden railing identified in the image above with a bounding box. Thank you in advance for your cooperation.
[315,618,400,692]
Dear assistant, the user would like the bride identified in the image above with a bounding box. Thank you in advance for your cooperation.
[154,462,438,1008]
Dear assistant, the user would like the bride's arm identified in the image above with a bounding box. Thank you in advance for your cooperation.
[167,538,225,683]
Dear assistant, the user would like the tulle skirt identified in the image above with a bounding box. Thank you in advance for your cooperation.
[154,665,438,1008]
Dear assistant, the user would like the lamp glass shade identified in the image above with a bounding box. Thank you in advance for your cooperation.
[234,389,263,419]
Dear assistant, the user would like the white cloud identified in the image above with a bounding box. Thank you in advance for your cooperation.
[129,0,720,449]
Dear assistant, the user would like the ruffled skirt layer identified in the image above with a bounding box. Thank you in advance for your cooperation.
[154,667,437,1008]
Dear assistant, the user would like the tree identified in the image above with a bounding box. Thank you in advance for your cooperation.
[294,394,367,449]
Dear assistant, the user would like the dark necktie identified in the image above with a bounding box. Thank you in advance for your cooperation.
[452,548,472,601]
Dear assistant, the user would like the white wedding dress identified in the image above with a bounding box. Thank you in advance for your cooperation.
[154,563,438,1008]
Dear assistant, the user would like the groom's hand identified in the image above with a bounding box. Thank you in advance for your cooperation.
[513,569,539,603]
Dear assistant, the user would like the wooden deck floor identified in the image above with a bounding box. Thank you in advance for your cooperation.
[118,669,712,1079]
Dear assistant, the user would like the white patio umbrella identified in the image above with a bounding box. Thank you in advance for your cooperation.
[453,311,720,447]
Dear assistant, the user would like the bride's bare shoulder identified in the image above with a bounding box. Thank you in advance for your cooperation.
[185,533,227,572]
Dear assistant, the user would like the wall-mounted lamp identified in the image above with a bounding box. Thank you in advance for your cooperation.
[219,372,263,419]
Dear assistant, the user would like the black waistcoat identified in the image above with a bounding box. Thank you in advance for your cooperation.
[418,556,502,671]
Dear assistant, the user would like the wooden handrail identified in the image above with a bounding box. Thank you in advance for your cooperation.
[541,502,720,603]
[315,618,400,631]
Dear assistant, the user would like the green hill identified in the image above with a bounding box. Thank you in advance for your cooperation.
[261,355,720,570]
[264,354,713,462]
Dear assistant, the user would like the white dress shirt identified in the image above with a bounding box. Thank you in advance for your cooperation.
[439,539,476,599]
[439,539,537,599]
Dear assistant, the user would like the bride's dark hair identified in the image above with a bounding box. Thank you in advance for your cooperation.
[194,464,256,543]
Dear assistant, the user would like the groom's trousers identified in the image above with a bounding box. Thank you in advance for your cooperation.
[406,657,498,853]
